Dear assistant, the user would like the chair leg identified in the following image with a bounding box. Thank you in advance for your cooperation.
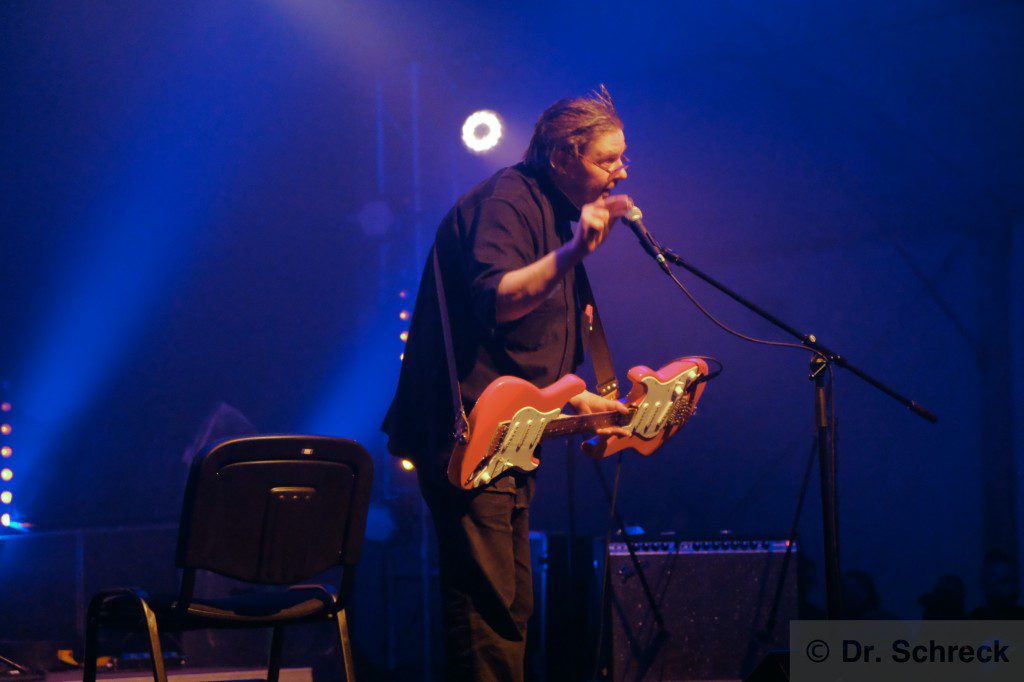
[140,601,168,682]
[268,625,285,682]
[335,608,356,682]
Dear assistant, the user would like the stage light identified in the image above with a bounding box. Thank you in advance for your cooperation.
[399,353,404,361]
[399,310,410,321]
[0,469,11,482]
[0,491,9,504]
[462,110,503,153]
[0,424,10,435]
[399,331,409,343]
[1,513,9,527]
[1,447,10,458]
[0,402,10,412]
[400,459,415,471]
[399,290,408,299]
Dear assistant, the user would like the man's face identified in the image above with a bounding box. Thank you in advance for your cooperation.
[558,128,628,207]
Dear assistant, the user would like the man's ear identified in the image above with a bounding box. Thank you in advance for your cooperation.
[550,148,571,175]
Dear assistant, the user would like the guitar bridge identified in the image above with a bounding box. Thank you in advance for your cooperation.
[666,395,694,425]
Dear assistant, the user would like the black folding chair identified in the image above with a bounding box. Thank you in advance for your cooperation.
[83,435,373,682]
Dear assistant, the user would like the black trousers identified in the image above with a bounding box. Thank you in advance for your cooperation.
[418,457,536,682]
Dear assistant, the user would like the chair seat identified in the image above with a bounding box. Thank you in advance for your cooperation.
[98,587,336,628]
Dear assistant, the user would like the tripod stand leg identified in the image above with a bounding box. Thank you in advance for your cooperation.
[813,359,843,619]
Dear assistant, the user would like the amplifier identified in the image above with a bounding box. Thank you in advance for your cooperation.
[609,539,793,555]
[608,537,797,681]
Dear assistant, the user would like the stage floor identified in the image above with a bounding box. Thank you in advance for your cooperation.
[44,668,311,681]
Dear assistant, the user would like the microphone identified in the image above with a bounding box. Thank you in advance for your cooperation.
[621,205,665,263]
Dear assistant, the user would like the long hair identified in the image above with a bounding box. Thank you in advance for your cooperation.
[523,85,622,174]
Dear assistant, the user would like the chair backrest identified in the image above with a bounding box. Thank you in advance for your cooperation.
[176,435,373,585]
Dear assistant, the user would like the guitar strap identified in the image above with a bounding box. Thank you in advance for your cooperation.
[432,242,621,445]
[575,264,620,398]
[433,245,470,445]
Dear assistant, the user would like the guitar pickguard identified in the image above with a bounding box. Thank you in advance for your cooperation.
[630,367,702,439]
[467,405,562,488]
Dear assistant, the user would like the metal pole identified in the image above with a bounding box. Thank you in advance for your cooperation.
[420,496,433,681]
[373,76,401,674]
[75,530,86,638]
[409,60,433,682]
[977,222,1018,565]
[375,80,386,198]
[813,359,842,618]
[410,62,424,268]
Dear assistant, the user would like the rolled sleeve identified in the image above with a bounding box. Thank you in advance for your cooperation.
[463,198,537,331]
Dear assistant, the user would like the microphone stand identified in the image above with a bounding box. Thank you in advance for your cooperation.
[628,218,937,619]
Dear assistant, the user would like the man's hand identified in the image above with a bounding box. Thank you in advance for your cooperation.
[568,390,632,438]
[572,194,633,255]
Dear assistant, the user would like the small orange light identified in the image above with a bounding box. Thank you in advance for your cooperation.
[0,424,10,435]
[0,491,10,504]
[399,353,405,361]
[399,310,410,321]
[399,331,409,342]
[1,447,10,458]
[0,469,11,482]
[400,459,415,471]
[0,402,10,412]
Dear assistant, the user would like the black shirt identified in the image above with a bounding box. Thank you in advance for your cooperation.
[382,162,586,462]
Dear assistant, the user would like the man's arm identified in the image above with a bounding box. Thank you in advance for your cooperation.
[494,194,632,323]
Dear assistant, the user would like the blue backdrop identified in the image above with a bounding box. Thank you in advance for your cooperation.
[1,0,1021,642]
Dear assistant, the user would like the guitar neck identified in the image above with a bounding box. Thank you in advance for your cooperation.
[543,409,632,439]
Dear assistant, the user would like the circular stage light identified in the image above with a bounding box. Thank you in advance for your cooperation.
[0,469,11,482]
[462,110,503,153]
[1,513,9,527]
[0,491,9,504]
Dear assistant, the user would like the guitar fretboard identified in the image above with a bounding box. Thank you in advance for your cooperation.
[543,410,633,438]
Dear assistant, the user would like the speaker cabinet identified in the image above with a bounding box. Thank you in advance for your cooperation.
[608,539,797,681]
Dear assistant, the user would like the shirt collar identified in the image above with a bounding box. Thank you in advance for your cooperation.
[522,162,582,223]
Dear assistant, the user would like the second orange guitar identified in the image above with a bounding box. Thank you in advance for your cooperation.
[447,357,710,489]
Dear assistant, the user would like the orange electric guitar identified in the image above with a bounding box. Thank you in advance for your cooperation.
[447,357,712,489]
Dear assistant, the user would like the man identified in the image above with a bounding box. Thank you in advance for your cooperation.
[382,86,632,680]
